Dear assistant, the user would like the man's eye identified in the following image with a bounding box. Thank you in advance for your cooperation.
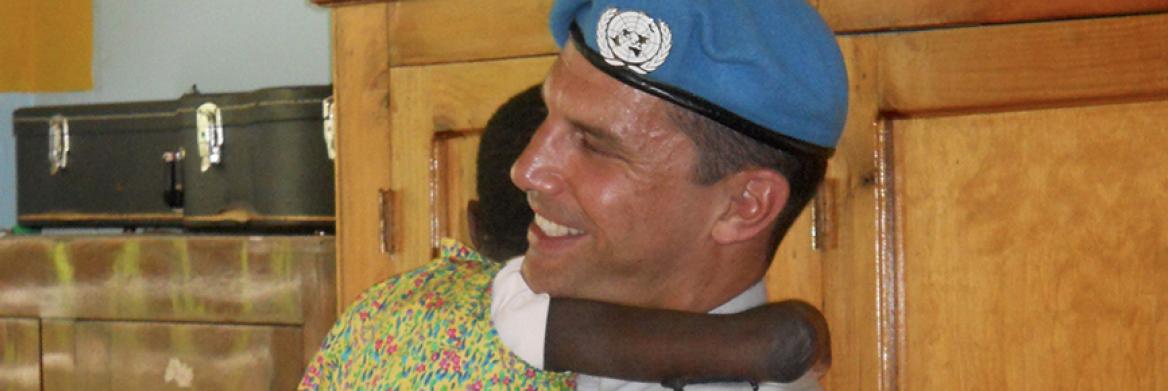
[579,136,614,157]
[580,137,600,152]
[572,127,619,158]
[573,130,599,151]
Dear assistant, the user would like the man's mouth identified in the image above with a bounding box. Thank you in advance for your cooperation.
[533,213,584,238]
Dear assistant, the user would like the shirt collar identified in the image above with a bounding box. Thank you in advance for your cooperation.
[709,280,768,315]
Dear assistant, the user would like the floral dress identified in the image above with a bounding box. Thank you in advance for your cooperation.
[300,239,576,390]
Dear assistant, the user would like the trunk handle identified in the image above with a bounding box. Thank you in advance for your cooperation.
[196,102,224,172]
[48,115,70,175]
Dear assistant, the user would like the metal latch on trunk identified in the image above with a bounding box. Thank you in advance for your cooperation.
[162,148,186,210]
[48,115,70,175]
[196,102,224,172]
[323,96,336,161]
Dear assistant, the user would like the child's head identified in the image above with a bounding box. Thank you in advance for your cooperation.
[470,84,546,261]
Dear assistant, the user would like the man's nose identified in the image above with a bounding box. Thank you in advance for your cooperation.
[511,122,566,197]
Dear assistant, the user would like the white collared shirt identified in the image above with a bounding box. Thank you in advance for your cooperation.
[491,257,823,391]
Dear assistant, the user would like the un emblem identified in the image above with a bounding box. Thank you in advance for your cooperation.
[596,8,672,75]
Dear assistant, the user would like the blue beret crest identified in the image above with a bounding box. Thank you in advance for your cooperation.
[596,8,672,75]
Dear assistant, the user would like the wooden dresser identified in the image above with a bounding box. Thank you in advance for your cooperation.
[314,1,1168,389]
[0,235,335,390]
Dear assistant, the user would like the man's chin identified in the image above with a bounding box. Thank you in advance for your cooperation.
[518,252,583,296]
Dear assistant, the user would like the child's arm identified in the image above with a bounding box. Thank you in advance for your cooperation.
[544,298,830,387]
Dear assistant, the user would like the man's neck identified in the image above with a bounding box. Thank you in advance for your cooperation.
[573,281,771,388]
[656,246,771,312]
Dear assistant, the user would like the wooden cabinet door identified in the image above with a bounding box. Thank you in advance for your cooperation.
[0,318,39,391]
[823,11,1168,391]
[893,100,1168,390]
[329,1,557,307]
[385,56,554,275]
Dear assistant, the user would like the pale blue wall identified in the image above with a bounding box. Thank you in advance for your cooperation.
[0,94,34,229]
[1,0,331,229]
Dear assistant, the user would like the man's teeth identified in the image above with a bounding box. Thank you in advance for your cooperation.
[534,214,583,237]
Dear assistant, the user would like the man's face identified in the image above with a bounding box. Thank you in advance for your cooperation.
[510,43,725,308]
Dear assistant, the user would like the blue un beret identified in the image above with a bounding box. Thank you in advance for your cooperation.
[550,0,848,157]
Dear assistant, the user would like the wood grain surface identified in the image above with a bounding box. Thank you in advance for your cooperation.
[0,318,40,391]
[387,0,557,66]
[820,35,886,391]
[386,56,554,275]
[894,100,1168,390]
[821,0,1168,32]
[879,12,1168,115]
[0,236,334,325]
[434,131,483,247]
[41,319,302,391]
[331,3,394,309]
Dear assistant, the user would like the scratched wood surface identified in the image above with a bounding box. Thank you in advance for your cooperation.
[893,100,1168,390]
[0,318,40,391]
[818,0,1168,32]
[878,12,1168,115]
[0,236,333,325]
[386,0,558,66]
[331,2,395,309]
[314,1,1168,59]
[41,319,302,391]
[434,131,483,248]
[817,35,884,391]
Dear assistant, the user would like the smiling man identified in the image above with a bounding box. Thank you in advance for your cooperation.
[300,0,846,390]
[502,0,848,389]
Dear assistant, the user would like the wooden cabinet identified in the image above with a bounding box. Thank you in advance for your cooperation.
[892,101,1168,390]
[0,318,40,391]
[318,1,1168,389]
[0,236,336,390]
[823,13,1168,390]
[41,320,302,390]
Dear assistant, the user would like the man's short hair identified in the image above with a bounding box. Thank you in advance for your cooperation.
[474,84,546,261]
[669,107,827,256]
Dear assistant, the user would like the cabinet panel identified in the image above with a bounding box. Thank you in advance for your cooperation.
[387,0,557,66]
[42,319,302,391]
[332,2,394,308]
[815,35,884,391]
[894,100,1168,390]
[820,0,1168,33]
[0,318,39,391]
[387,56,554,275]
[435,131,483,247]
[0,236,332,325]
[879,12,1168,115]
[767,209,821,304]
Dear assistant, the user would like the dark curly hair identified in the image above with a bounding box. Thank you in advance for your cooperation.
[472,84,546,261]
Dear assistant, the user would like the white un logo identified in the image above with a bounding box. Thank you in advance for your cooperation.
[596,8,672,75]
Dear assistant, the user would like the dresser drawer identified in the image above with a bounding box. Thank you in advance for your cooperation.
[42,319,302,391]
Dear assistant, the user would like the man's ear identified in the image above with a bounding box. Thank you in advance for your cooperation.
[711,169,789,244]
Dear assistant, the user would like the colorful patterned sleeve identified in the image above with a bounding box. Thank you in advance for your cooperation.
[298,279,389,390]
[299,291,360,390]
[296,240,574,390]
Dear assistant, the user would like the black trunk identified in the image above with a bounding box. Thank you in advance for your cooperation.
[13,85,335,232]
